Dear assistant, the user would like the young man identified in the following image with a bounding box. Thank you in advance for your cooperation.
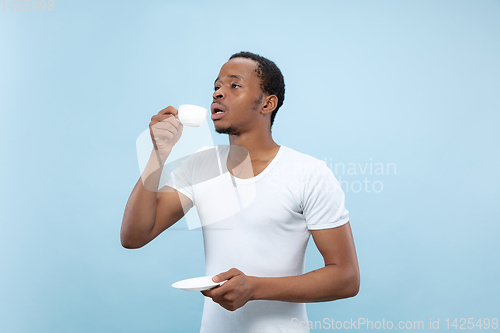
[121,52,360,333]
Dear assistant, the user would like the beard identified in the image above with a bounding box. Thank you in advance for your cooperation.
[215,124,240,136]
[214,94,264,136]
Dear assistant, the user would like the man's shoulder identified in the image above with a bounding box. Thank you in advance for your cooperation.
[280,146,327,168]
[276,146,333,179]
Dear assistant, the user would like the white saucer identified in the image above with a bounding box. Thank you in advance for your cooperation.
[172,276,222,291]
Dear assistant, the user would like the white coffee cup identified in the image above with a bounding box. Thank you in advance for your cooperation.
[178,104,208,127]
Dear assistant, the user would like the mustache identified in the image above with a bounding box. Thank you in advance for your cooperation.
[212,100,228,109]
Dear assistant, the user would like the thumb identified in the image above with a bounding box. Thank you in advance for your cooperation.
[212,268,241,283]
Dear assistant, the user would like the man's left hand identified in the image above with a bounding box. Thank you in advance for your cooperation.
[201,268,256,311]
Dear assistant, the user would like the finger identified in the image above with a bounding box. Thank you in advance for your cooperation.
[213,268,241,283]
[219,301,236,312]
[200,282,224,297]
[205,282,233,300]
[161,115,182,130]
[150,121,182,140]
[153,119,180,132]
[158,106,178,116]
[150,113,176,125]
[151,116,182,132]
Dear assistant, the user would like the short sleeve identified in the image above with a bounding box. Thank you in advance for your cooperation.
[163,157,194,203]
[301,161,349,230]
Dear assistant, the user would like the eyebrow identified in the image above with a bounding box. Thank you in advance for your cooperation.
[214,74,245,85]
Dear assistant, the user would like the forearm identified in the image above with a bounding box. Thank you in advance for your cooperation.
[120,150,168,248]
[250,264,359,303]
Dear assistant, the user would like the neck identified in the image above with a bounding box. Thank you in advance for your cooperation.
[227,127,279,161]
[224,126,280,179]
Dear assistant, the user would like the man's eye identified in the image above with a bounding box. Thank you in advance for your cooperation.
[214,86,220,91]
[232,84,240,88]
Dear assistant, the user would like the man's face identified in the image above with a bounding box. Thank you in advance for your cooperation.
[211,58,265,135]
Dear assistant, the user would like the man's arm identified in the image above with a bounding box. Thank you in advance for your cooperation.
[201,222,359,311]
[120,106,193,249]
[120,168,193,249]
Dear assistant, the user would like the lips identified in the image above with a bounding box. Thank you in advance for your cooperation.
[211,102,227,120]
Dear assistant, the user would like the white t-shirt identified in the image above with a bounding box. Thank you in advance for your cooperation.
[166,145,349,333]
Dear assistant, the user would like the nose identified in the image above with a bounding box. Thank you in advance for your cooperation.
[213,88,224,100]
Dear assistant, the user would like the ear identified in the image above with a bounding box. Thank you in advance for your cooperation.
[261,95,278,115]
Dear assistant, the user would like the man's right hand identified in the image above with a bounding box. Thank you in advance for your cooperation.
[121,106,191,249]
[149,106,183,163]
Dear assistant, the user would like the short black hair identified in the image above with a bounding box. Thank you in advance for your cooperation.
[229,51,285,129]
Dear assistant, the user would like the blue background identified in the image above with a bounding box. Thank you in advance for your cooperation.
[1,0,499,332]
